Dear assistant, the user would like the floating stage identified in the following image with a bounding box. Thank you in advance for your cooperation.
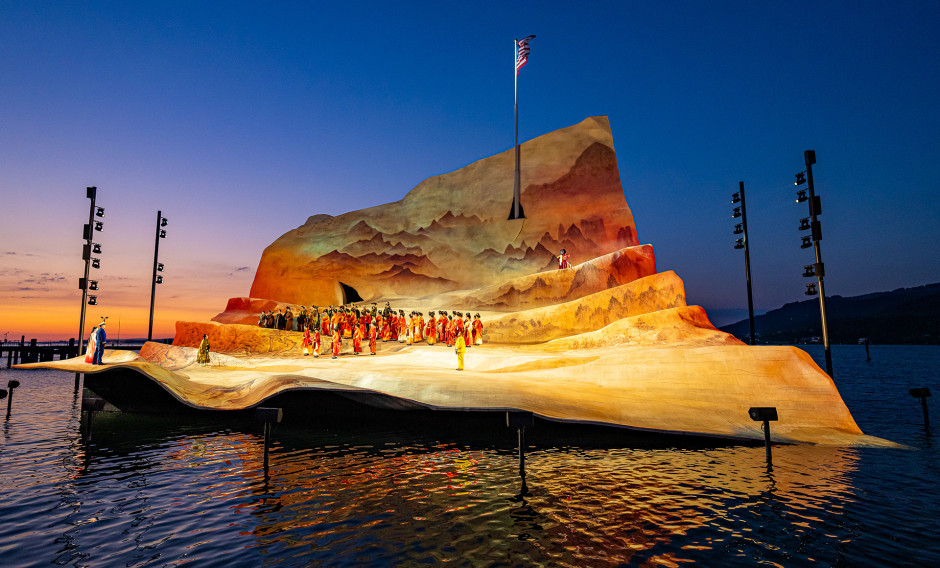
[22,335,895,447]
[19,116,898,447]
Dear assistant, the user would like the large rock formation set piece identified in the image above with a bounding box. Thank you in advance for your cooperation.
[20,116,891,446]
[247,116,637,307]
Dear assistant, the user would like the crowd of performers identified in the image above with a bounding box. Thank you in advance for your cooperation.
[256,302,484,360]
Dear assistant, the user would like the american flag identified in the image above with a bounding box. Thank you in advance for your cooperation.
[515,35,535,73]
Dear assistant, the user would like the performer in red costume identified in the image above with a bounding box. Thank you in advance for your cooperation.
[302,326,313,356]
[426,312,436,345]
[331,324,342,359]
[472,314,484,346]
[463,313,472,348]
[353,323,363,355]
[558,248,571,269]
[368,320,378,355]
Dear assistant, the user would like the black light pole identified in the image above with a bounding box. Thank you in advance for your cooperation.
[795,150,833,377]
[76,187,104,388]
[147,211,168,342]
[732,181,756,345]
[77,187,97,354]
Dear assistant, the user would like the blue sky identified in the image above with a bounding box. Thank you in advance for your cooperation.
[1,1,938,337]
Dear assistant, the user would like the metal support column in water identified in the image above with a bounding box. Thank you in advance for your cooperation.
[5,379,19,419]
[910,388,931,430]
[255,407,283,474]
[507,411,534,493]
[749,407,778,469]
[81,397,106,442]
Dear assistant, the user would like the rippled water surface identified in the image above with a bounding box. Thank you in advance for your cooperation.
[1,345,938,566]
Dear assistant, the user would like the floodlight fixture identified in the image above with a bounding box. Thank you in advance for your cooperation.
[88,295,98,306]
[732,207,742,218]
[799,217,811,231]
[805,283,818,296]
[92,243,102,254]
[796,189,808,203]
[795,171,806,185]
[801,235,813,249]
[734,238,744,250]
[94,221,104,232]
[748,407,778,422]
[803,264,815,278]
[161,218,168,227]
[731,192,741,204]
[95,207,105,218]
[733,223,743,235]
[157,262,164,272]
[159,229,166,238]
[156,275,164,284]
[92,258,101,269]
[88,280,98,291]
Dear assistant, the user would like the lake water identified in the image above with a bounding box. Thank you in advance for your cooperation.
[0,345,937,566]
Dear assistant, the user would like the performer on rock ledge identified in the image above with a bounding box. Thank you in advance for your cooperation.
[558,248,571,269]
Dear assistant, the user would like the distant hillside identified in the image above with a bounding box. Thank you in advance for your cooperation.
[720,283,940,344]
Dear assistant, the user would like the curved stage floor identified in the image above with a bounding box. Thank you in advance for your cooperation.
[19,342,899,448]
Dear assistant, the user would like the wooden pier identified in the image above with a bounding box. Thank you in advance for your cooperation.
[2,337,79,367]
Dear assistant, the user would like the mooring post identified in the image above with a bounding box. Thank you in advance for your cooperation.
[909,388,931,430]
[5,379,20,419]
[506,411,534,491]
[255,407,283,473]
[748,407,778,470]
[81,396,106,442]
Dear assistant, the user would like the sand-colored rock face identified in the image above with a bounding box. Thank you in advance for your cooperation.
[249,116,637,307]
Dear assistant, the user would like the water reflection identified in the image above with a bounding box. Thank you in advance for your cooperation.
[3,362,939,567]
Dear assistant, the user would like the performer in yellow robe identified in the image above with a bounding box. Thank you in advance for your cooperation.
[455,334,466,370]
[197,334,211,365]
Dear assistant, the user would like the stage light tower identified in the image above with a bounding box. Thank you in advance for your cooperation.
[731,182,756,345]
[78,187,104,355]
[148,211,168,341]
[795,150,833,377]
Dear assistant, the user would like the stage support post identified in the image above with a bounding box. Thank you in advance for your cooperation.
[909,388,931,430]
[507,411,534,492]
[748,407,778,470]
[255,407,283,474]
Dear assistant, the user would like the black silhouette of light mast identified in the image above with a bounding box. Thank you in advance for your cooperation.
[147,211,168,341]
[732,181,756,344]
[78,186,104,353]
[795,150,833,377]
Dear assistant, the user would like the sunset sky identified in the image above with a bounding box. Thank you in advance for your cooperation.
[1,1,938,341]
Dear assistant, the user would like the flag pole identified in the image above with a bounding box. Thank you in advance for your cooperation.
[510,38,524,220]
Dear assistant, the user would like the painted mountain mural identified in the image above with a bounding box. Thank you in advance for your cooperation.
[248,116,638,306]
